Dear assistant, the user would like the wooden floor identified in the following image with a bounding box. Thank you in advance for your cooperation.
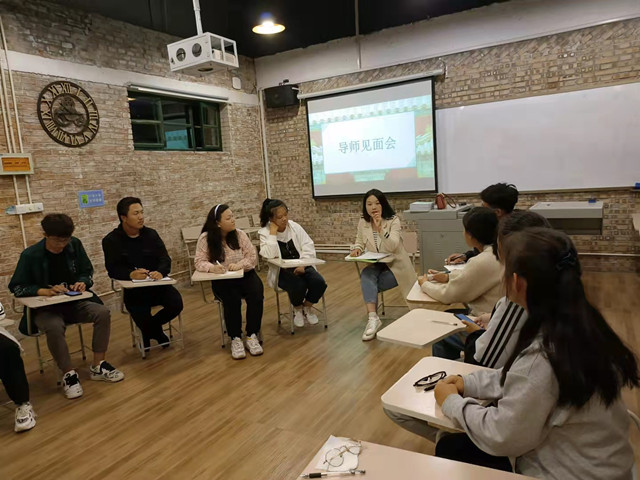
[0,262,638,479]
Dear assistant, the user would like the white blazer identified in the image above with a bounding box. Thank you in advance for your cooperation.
[258,220,317,289]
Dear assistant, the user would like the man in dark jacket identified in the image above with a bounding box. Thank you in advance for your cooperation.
[102,197,183,352]
[9,214,124,400]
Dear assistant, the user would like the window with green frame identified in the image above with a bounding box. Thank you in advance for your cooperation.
[128,92,222,151]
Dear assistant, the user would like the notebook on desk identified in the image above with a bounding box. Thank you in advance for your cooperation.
[131,276,173,283]
[345,252,390,262]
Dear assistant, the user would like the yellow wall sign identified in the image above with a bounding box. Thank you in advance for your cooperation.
[0,154,34,175]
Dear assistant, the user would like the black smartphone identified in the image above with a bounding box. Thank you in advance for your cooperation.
[64,290,82,296]
[453,313,473,323]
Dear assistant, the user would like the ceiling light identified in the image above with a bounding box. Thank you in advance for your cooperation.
[252,20,285,35]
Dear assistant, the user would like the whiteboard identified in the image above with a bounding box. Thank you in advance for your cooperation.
[435,81,640,193]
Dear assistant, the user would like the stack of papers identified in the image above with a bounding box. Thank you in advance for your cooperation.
[344,252,390,263]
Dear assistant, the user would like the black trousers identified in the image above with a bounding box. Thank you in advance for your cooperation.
[277,266,327,306]
[436,433,512,472]
[124,285,184,338]
[0,335,29,405]
[210,269,264,339]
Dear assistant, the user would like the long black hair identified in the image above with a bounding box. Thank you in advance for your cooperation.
[461,207,498,246]
[362,189,395,222]
[260,198,288,227]
[500,228,638,408]
[493,210,552,260]
[201,204,240,262]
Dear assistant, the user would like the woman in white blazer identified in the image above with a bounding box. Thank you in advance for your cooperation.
[419,206,502,359]
[258,199,327,328]
[350,189,417,341]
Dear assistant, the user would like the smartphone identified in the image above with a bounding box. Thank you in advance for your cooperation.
[64,290,82,296]
[453,313,473,323]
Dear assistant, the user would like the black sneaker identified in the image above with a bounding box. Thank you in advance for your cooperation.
[90,361,124,383]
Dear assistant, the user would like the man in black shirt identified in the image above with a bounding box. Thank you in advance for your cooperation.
[102,197,183,352]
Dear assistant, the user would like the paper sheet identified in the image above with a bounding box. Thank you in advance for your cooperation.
[314,435,361,472]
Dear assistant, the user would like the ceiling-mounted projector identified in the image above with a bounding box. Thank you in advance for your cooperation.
[167,33,238,74]
[167,0,238,75]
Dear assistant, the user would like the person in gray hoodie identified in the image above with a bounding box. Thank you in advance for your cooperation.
[435,228,638,480]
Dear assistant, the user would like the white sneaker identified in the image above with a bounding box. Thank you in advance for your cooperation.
[293,308,305,327]
[245,334,263,356]
[303,306,319,325]
[362,315,382,341]
[230,337,246,359]
[14,402,36,433]
[90,361,124,383]
[62,370,83,399]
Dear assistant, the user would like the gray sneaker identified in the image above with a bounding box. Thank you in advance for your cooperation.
[14,402,36,433]
[244,334,263,356]
[230,337,246,359]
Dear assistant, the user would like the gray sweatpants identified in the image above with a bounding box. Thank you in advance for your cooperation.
[383,407,441,443]
[34,300,111,372]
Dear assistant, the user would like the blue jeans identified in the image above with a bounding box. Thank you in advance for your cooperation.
[360,263,398,304]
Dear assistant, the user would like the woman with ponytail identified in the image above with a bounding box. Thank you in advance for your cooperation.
[195,204,264,359]
[258,198,327,328]
[433,228,638,479]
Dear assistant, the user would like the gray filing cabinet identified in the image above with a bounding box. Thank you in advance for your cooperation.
[404,205,472,272]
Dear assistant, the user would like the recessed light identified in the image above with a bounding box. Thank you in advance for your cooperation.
[252,20,285,35]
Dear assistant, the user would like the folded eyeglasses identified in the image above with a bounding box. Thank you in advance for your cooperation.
[413,371,446,391]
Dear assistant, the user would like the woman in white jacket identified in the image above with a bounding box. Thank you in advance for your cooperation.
[258,199,327,328]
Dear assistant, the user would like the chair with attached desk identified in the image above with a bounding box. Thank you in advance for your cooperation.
[181,225,203,287]
[236,216,261,271]
[191,270,262,348]
[300,437,536,480]
[111,278,185,359]
[11,294,88,378]
[267,258,329,335]
[349,255,397,317]
[350,231,418,316]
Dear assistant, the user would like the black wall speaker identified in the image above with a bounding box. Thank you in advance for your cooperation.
[264,84,299,108]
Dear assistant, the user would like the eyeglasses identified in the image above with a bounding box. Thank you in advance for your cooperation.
[323,440,362,468]
[413,371,446,391]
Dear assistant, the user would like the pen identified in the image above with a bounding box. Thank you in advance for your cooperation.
[300,469,366,478]
[431,320,460,326]
[445,254,465,264]
[215,260,227,272]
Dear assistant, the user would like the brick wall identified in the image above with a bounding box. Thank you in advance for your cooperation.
[265,18,640,272]
[0,1,265,310]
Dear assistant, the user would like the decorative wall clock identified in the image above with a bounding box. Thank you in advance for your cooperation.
[37,81,99,147]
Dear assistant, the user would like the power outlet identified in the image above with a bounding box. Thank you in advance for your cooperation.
[5,202,44,215]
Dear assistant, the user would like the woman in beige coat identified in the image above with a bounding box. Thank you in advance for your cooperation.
[351,189,416,341]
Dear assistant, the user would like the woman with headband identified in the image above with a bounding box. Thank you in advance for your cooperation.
[194,204,264,359]
[258,198,327,328]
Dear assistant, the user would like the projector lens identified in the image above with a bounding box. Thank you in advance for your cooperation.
[176,48,186,61]
[192,43,202,57]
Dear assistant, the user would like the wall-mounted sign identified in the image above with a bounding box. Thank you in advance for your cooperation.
[0,153,34,175]
[37,81,100,148]
[78,189,105,208]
